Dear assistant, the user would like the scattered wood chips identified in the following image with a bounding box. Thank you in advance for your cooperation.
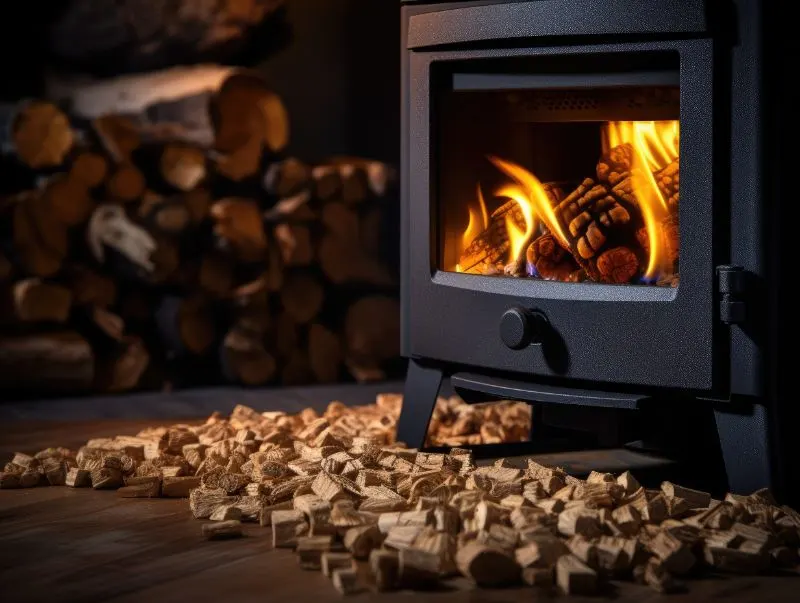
[2,393,799,596]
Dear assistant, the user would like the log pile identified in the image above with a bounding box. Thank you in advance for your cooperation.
[459,142,680,286]
[1,392,798,597]
[1,68,399,395]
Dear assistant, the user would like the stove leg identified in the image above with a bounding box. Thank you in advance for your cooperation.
[714,403,772,494]
[396,359,443,449]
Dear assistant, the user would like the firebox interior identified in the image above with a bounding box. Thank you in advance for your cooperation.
[434,53,680,287]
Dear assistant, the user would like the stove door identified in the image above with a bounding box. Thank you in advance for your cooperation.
[403,40,725,393]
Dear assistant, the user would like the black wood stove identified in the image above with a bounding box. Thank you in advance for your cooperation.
[396,0,791,500]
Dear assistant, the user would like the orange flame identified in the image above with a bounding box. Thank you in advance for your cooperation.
[496,184,535,263]
[489,156,569,248]
[455,185,490,272]
[604,120,679,280]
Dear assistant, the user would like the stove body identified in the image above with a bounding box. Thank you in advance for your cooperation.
[397,0,790,499]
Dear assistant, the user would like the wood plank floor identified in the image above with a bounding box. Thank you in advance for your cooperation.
[1,418,799,603]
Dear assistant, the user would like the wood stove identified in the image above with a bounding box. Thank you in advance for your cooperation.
[396,0,791,500]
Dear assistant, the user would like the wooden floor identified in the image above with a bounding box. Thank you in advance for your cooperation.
[1,418,799,603]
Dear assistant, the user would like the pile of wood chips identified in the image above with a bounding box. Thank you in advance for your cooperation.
[2,393,799,597]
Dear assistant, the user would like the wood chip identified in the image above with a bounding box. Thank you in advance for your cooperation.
[556,554,597,595]
[455,541,521,587]
[271,509,308,548]
[331,567,360,595]
[162,476,200,497]
[296,535,333,570]
[344,524,384,559]
[661,481,711,509]
[65,467,92,487]
[202,520,242,540]
[321,552,354,577]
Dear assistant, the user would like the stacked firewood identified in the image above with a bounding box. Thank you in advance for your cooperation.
[0,69,399,394]
[2,393,798,597]
[460,147,680,286]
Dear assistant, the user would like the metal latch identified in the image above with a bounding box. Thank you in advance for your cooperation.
[716,265,747,325]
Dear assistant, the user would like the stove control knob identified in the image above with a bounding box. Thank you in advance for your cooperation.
[499,307,547,350]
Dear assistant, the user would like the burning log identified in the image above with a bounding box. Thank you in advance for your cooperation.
[656,158,680,212]
[552,178,644,283]
[459,184,563,276]
[526,233,579,281]
[596,143,633,186]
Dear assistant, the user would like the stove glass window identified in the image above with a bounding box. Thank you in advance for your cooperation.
[436,57,680,287]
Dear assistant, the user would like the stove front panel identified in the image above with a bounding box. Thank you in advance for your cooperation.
[403,39,723,392]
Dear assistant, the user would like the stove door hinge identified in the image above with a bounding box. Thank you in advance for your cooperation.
[716,265,747,325]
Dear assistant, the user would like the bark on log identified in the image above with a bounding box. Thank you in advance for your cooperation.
[47,66,236,146]
[1,101,74,169]
[0,332,94,392]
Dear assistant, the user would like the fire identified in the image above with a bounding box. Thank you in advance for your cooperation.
[497,184,535,263]
[604,120,679,280]
[489,156,569,248]
[455,185,489,272]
